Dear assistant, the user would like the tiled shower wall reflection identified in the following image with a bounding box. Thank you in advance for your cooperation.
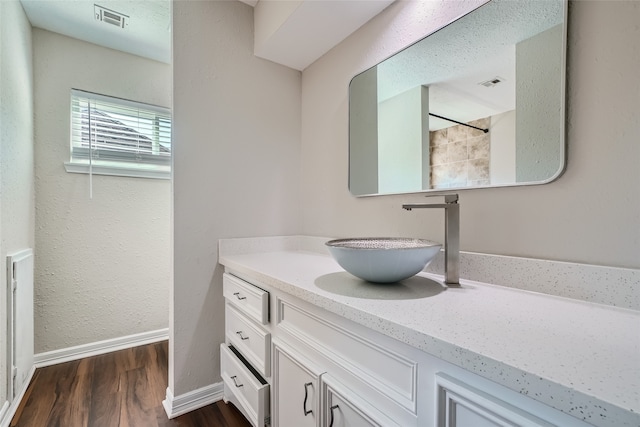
[429,117,490,189]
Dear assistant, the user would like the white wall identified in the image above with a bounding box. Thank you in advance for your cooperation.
[0,0,35,409]
[32,29,171,353]
[172,0,301,396]
[301,0,640,269]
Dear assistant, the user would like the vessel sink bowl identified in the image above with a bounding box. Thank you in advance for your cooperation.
[325,238,442,283]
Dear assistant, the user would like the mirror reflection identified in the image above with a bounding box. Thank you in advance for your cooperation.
[349,0,567,196]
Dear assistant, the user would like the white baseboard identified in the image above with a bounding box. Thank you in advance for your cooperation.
[0,365,36,427]
[162,382,224,419]
[34,328,169,368]
[0,401,9,427]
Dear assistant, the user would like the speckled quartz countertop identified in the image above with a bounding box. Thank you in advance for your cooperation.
[218,237,640,427]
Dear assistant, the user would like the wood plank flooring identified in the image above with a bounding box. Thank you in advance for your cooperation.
[11,341,251,427]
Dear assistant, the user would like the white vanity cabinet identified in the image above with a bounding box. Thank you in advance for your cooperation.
[222,271,411,427]
[221,270,594,427]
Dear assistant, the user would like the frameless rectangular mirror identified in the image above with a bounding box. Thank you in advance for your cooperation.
[349,0,567,196]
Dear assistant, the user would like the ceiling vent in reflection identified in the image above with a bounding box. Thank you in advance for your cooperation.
[94,4,129,28]
[478,76,505,88]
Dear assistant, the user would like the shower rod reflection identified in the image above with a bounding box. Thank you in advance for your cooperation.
[429,113,489,133]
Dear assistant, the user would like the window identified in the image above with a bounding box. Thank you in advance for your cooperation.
[65,89,171,179]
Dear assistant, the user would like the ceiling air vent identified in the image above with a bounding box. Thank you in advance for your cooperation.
[95,4,129,28]
[479,76,505,88]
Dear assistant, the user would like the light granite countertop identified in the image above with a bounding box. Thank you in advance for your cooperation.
[218,236,640,427]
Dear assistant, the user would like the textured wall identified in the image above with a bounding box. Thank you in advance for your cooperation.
[172,1,301,396]
[300,0,640,269]
[32,29,171,353]
[0,0,35,407]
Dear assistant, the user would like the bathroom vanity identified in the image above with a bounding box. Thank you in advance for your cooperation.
[218,236,639,427]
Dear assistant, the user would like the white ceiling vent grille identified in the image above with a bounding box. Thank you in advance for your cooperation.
[94,4,129,28]
[478,77,505,88]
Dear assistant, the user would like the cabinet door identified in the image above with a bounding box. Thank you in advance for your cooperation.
[273,341,324,427]
[322,374,400,427]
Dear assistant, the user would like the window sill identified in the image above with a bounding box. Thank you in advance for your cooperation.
[64,161,170,180]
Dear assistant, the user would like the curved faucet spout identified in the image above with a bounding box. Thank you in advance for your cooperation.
[402,194,460,286]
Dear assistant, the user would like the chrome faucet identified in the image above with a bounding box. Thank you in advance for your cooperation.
[402,194,460,286]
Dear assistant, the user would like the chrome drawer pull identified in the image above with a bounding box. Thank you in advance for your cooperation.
[303,382,313,416]
[230,375,243,388]
[329,405,339,427]
[233,292,247,300]
[236,331,249,340]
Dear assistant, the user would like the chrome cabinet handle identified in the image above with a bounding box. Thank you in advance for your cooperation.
[233,292,246,300]
[230,375,243,388]
[236,331,249,340]
[303,382,313,416]
[329,404,339,427]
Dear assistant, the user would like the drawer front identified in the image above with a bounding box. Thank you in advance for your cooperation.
[277,298,417,414]
[223,273,269,325]
[220,344,269,427]
[226,302,271,377]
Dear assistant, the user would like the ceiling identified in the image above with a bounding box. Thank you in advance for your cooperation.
[20,0,172,63]
[19,0,563,132]
[250,0,394,70]
[19,0,394,69]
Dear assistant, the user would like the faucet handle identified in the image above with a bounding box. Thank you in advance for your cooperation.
[443,194,458,204]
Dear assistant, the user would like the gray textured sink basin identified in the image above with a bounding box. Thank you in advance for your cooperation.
[325,238,442,283]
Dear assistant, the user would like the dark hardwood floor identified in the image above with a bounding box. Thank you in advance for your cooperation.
[11,341,251,427]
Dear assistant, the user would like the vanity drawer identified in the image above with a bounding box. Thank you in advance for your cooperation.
[226,301,271,377]
[223,273,269,325]
[220,344,270,427]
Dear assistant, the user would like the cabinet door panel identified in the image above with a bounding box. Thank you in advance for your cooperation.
[273,341,324,427]
[322,374,400,427]
[451,403,510,427]
[436,373,553,427]
[325,390,377,427]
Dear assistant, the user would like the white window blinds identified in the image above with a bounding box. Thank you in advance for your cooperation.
[70,89,171,169]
